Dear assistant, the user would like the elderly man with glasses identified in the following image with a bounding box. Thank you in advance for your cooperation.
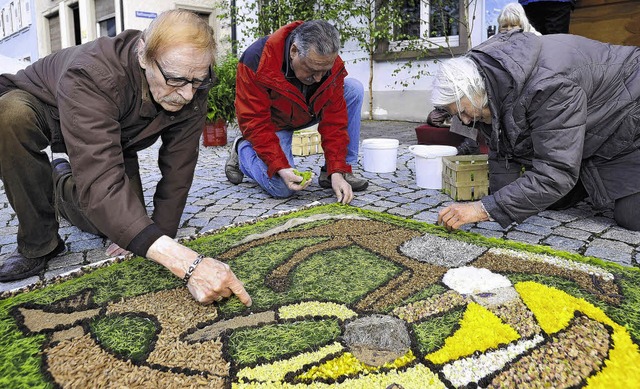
[0,10,252,307]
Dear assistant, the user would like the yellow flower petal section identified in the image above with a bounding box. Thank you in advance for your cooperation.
[278,302,357,321]
[515,281,640,387]
[425,302,520,365]
[233,363,445,388]
[515,281,617,334]
[297,350,415,381]
[236,342,344,382]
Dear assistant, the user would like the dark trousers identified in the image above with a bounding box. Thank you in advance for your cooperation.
[489,156,640,231]
[522,1,573,35]
[0,90,144,257]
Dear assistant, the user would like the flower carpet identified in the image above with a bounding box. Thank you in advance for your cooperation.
[1,203,639,388]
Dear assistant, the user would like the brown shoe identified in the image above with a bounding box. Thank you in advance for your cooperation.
[0,237,65,282]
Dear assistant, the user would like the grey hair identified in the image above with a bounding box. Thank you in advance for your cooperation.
[431,56,488,111]
[291,20,341,57]
[498,3,540,34]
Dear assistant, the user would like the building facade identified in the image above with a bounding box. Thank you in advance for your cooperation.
[1,0,228,65]
[0,0,37,62]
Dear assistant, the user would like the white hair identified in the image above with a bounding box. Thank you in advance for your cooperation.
[498,3,540,35]
[431,56,488,111]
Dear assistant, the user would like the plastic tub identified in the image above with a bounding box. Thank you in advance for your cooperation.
[408,145,458,189]
[362,138,400,173]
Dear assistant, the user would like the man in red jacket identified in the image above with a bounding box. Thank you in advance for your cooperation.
[226,20,367,204]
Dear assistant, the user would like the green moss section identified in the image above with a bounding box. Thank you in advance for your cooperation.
[218,240,402,315]
[89,313,157,362]
[13,258,179,307]
[0,312,49,389]
[227,319,341,365]
[0,258,178,389]
[412,308,465,355]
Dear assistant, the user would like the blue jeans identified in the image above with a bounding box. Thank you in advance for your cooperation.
[238,78,364,198]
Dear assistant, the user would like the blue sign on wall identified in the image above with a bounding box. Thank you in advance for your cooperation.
[135,11,157,19]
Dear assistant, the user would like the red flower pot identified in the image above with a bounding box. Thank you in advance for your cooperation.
[203,119,228,147]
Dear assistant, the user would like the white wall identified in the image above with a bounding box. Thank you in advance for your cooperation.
[121,0,228,58]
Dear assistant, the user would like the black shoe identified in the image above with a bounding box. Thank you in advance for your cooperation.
[0,237,65,282]
[343,173,369,191]
[318,167,331,189]
[318,167,369,192]
[225,137,244,185]
[51,158,72,183]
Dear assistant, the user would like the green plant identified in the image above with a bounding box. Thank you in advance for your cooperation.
[207,54,239,124]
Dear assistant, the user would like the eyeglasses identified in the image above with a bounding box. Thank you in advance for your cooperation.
[154,60,214,90]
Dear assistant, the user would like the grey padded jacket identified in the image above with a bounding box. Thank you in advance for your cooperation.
[471,31,640,227]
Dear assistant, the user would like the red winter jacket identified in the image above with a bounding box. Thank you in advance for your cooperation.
[235,21,352,177]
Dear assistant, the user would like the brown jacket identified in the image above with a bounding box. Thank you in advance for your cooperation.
[0,30,207,253]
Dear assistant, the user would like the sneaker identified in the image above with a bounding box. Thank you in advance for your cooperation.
[225,137,244,184]
[318,168,368,192]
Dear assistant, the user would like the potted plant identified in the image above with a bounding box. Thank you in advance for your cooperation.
[203,53,239,146]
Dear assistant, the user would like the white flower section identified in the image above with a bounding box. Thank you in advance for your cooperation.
[441,335,545,387]
[443,267,512,295]
[489,247,614,281]
[278,302,357,321]
[236,342,344,382]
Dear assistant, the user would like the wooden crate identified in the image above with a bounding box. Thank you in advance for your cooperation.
[442,155,489,201]
[292,128,323,156]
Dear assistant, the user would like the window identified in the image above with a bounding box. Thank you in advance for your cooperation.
[98,17,115,37]
[95,0,116,37]
[378,0,468,59]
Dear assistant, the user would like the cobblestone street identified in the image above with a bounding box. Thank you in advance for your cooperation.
[2,120,639,293]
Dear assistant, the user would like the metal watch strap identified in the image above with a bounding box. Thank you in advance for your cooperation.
[183,254,205,285]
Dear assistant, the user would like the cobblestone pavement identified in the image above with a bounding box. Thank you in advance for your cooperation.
[2,120,639,293]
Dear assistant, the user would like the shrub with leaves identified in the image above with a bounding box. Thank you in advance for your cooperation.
[207,54,239,124]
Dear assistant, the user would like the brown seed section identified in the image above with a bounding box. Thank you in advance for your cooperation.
[474,252,621,305]
[488,299,542,338]
[46,334,226,388]
[392,290,468,323]
[106,288,227,375]
[184,310,276,343]
[487,314,611,388]
[19,307,101,333]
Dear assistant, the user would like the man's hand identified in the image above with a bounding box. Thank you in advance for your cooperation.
[278,168,311,191]
[106,242,131,257]
[186,256,252,306]
[330,173,354,204]
[146,236,252,306]
[437,201,490,231]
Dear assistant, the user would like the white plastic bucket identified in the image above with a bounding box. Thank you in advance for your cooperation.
[362,138,400,173]
[409,145,458,189]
